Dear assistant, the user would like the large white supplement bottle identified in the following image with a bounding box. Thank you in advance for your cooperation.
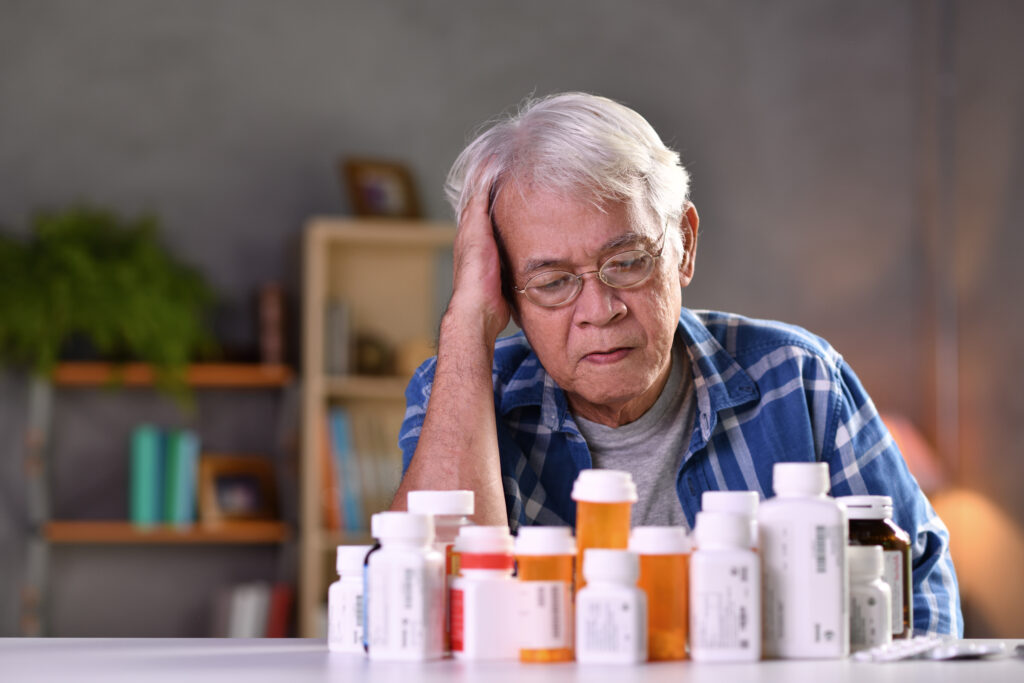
[689,511,761,662]
[759,462,849,659]
[366,511,445,661]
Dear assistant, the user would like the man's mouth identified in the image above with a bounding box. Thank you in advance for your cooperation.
[582,347,632,364]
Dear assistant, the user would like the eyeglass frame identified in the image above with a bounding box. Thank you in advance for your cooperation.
[511,223,671,308]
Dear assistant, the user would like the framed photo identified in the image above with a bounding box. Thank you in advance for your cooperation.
[341,158,422,218]
[198,454,278,523]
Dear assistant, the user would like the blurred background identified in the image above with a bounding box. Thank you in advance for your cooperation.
[1,0,1021,638]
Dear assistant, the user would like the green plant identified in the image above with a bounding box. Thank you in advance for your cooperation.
[0,205,216,393]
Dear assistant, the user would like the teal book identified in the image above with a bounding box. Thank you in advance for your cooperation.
[130,424,162,527]
[329,407,364,532]
[164,430,200,526]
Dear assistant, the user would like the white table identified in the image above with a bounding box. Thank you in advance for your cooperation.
[1,638,1022,683]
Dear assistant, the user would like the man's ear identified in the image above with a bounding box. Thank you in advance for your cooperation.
[678,203,699,288]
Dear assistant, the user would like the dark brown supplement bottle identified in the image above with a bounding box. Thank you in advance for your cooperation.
[839,495,913,639]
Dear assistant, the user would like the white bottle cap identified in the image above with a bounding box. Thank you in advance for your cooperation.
[453,525,514,555]
[407,489,475,516]
[370,511,434,544]
[571,469,638,503]
[848,544,884,580]
[515,526,576,556]
[693,511,750,550]
[772,462,830,497]
[628,526,690,555]
[582,549,639,584]
[702,490,759,517]
[838,495,893,520]
[336,544,373,575]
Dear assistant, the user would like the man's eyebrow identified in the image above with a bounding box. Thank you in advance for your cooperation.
[519,230,650,276]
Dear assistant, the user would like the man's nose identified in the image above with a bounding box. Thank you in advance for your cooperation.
[573,272,627,326]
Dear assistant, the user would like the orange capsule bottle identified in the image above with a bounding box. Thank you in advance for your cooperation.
[514,527,576,662]
[571,470,637,591]
[629,526,691,661]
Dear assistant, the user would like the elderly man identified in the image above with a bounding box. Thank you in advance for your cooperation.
[391,92,961,636]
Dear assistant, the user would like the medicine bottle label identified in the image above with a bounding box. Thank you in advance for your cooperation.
[518,581,573,650]
[578,596,641,654]
[761,521,846,653]
[883,550,904,635]
[368,562,442,654]
[850,589,889,649]
[693,561,757,652]
[450,587,465,652]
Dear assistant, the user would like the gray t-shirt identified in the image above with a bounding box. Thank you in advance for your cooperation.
[573,337,696,528]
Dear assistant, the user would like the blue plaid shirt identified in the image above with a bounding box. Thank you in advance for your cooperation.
[400,308,962,636]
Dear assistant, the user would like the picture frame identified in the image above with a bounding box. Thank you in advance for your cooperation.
[341,157,422,218]
[198,454,278,523]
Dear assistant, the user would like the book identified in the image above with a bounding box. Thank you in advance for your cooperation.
[265,582,294,638]
[130,424,162,527]
[329,407,364,532]
[228,582,271,638]
[163,429,199,526]
[320,416,342,531]
[324,299,351,375]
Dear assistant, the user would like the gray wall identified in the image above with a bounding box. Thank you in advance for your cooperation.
[1,0,1021,636]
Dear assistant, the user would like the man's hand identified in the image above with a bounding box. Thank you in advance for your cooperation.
[388,193,510,525]
[446,192,510,344]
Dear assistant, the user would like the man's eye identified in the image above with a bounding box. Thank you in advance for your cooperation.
[605,253,647,273]
[531,273,574,292]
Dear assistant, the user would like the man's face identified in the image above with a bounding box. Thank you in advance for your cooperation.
[494,187,694,427]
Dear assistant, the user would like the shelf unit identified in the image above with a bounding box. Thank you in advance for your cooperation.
[299,217,455,637]
[21,361,296,637]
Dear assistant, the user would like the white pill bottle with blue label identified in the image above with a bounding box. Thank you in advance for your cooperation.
[759,462,849,659]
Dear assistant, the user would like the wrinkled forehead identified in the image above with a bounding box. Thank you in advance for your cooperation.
[490,176,657,240]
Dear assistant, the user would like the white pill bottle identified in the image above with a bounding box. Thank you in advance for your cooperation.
[366,511,445,661]
[689,511,761,662]
[575,549,647,665]
[759,462,849,659]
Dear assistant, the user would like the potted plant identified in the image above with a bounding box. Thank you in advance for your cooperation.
[0,205,216,395]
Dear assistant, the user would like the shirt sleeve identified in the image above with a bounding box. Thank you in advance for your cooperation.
[823,358,963,637]
[398,357,438,476]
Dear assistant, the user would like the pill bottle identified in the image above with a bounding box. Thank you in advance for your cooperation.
[575,549,647,664]
[449,525,518,660]
[689,511,761,662]
[407,489,474,576]
[515,526,576,663]
[701,490,760,550]
[571,470,637,590]
[407,489,474,652]
[366,511,445,661]
[758,462,849,659]
[848,545,893,652]
[328,544,372,653]
[628,526,690,661]
[838,495,912,639]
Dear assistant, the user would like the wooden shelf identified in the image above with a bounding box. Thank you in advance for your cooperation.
[45,520,290,545]
[307,218,456,247]
[52,363,294,388]
[323,375,409,400]
[320,529,374,552]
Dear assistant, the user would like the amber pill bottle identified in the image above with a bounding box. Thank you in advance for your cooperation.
[629,526,690,661]
[839,495,913,639]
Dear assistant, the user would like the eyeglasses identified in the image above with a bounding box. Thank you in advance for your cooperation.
[513,225,669,308]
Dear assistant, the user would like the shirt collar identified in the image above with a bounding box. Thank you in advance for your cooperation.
[499,308,760,437]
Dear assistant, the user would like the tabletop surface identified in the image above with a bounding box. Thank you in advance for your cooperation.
[1,638,1023,683]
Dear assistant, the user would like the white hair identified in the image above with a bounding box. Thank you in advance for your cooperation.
[445,92,691,230]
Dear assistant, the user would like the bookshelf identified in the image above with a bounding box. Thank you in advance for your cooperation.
[299,217,455,637]
[21,361,296,637]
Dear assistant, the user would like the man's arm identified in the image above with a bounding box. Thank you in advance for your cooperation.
[389,194,510,524]
[824,360,963,636]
